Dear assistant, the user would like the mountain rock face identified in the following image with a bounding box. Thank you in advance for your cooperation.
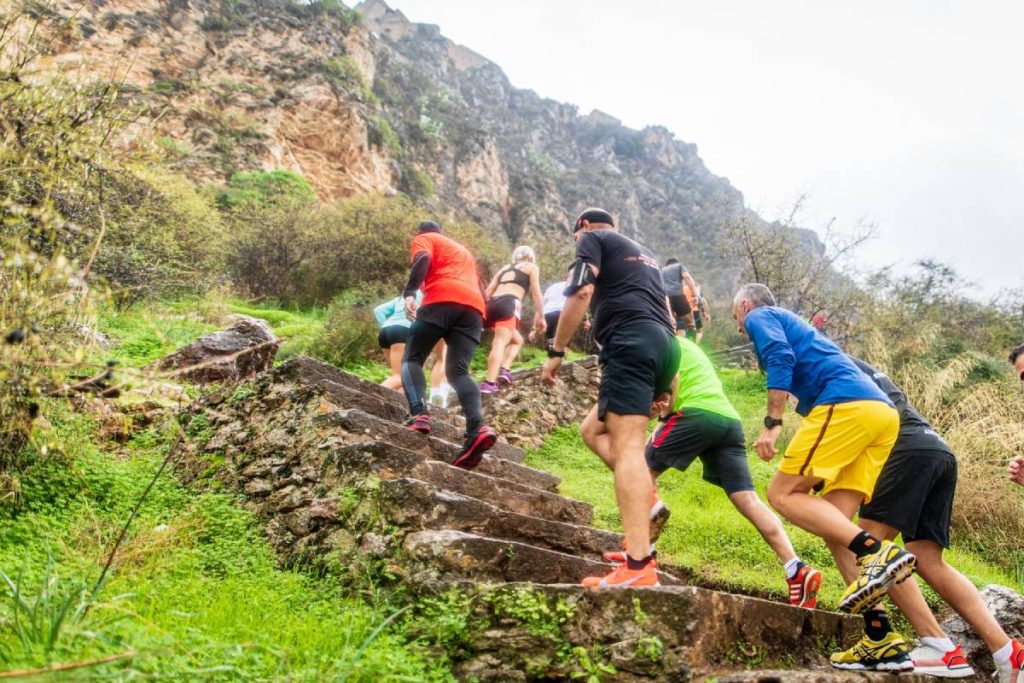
[32,0,803,288]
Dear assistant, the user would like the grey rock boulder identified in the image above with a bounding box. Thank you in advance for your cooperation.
[158,315,279,384]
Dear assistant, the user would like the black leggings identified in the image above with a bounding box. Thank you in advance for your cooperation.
[401,305,483,433]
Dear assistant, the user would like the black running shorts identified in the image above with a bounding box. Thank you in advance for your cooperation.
[668,294,692,330]
[859,448,957,547]
[646,408,754,494]
[415,302,484,344]
[544,311,560,341]
[378,325,409,349]
[484,294,521,328]
[597,323,678,421]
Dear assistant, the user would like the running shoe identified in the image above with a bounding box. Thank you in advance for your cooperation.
[838,540,917,614]
[452,425,497,470]
[911,643,974,678]
[830,632,914,672]
[649,489,670,541]
[787,564,822,609]
[994,639,1024,683]
[406,414,431,434]
[479,380,500,394]
[498,367,514,387]
[602,543,656,564]
[581,559,659,589]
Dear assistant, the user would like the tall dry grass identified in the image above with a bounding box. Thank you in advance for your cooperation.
[864,336,1024,569]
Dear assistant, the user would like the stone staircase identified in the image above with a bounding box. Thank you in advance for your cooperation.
[182,355,953,681]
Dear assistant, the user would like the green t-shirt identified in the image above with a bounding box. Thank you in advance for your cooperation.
[672,337,740,420]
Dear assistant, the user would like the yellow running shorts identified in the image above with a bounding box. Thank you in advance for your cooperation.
[780,400,899,501]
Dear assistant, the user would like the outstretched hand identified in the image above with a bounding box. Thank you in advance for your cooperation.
[754,426,781,461]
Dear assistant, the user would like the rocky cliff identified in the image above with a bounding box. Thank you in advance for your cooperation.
[27,0,808,290]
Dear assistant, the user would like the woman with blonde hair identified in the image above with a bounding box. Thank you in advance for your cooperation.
[480,245,546,393]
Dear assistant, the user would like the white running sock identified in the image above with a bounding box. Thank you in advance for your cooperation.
[993,640,1013,663]
[784,557,801,580]
[922,636,956,653]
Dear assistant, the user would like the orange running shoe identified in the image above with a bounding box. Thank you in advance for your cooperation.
[649,490,670,541]
[787,564,822,609]
[582,559,660,589]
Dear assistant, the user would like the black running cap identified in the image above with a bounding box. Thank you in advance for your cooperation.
[417,220,442,233]
[574,208,614,232]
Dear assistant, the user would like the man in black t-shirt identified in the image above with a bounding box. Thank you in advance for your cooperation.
[825,357,1022,678]
[542,208,679,589]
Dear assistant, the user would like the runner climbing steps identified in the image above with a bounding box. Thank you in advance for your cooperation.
[326,440,593,525]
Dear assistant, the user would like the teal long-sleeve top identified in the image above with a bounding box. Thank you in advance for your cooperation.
[743,306,891,416]
[374,292,422,329]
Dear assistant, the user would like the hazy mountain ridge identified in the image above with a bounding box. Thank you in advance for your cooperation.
[28,0,818,288]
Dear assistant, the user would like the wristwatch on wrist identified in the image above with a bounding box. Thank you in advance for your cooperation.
[547,346,566,359]
[763,416,783,429]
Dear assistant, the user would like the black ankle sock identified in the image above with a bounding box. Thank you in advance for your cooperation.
[863,610,891,640]
[626,554,653,571]
[848,531,881,558]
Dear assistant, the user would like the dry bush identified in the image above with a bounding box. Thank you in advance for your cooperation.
[864,336,1024,567]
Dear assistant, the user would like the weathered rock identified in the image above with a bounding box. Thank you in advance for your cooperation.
[325,440,592,525]
[449,582,868,683]
[379,478,621,558]
[940,584,1024,673]
[158,315,279,384]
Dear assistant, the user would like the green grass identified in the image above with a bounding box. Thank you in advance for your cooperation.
[0,405,452,680]
[525,367,1022,608]
[95,297,327,370]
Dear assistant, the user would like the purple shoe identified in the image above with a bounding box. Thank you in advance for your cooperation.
[479,380,500,394]
[498,367,514,387]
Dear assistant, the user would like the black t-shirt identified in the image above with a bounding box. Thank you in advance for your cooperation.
[572,230,673,345]
[850,357,953,455]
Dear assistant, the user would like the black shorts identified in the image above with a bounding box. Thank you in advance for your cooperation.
[859,449,957,547]
[597,323,678,420]
[484,294,521,328]
[378,325,409,349]
[646,409,754,494]
[668,294,692,330]
[544,311,560,341]
[415,302,483,344]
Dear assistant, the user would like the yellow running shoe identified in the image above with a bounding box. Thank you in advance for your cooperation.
[838,540,916,614]
[830,632,914,672]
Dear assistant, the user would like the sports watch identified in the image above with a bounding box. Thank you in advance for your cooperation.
[763,416,783,429]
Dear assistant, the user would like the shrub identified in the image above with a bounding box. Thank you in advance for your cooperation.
[217,169,316,208]
[321,55,364,92]
[369,115,402,154]
[225,196,324,303]
[403,167,435,199]
[308,288,383,368]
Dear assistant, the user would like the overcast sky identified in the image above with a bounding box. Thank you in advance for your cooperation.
[377,0,1023,299]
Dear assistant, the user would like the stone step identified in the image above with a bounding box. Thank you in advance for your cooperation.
[315,408,555,491]
[449,582,869,682]
[315,380,527,464]
[707,671,938,682]
[402,529,682,586]
[274,354,467,427]
[379,477,622,558]
[325,441,593,525]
